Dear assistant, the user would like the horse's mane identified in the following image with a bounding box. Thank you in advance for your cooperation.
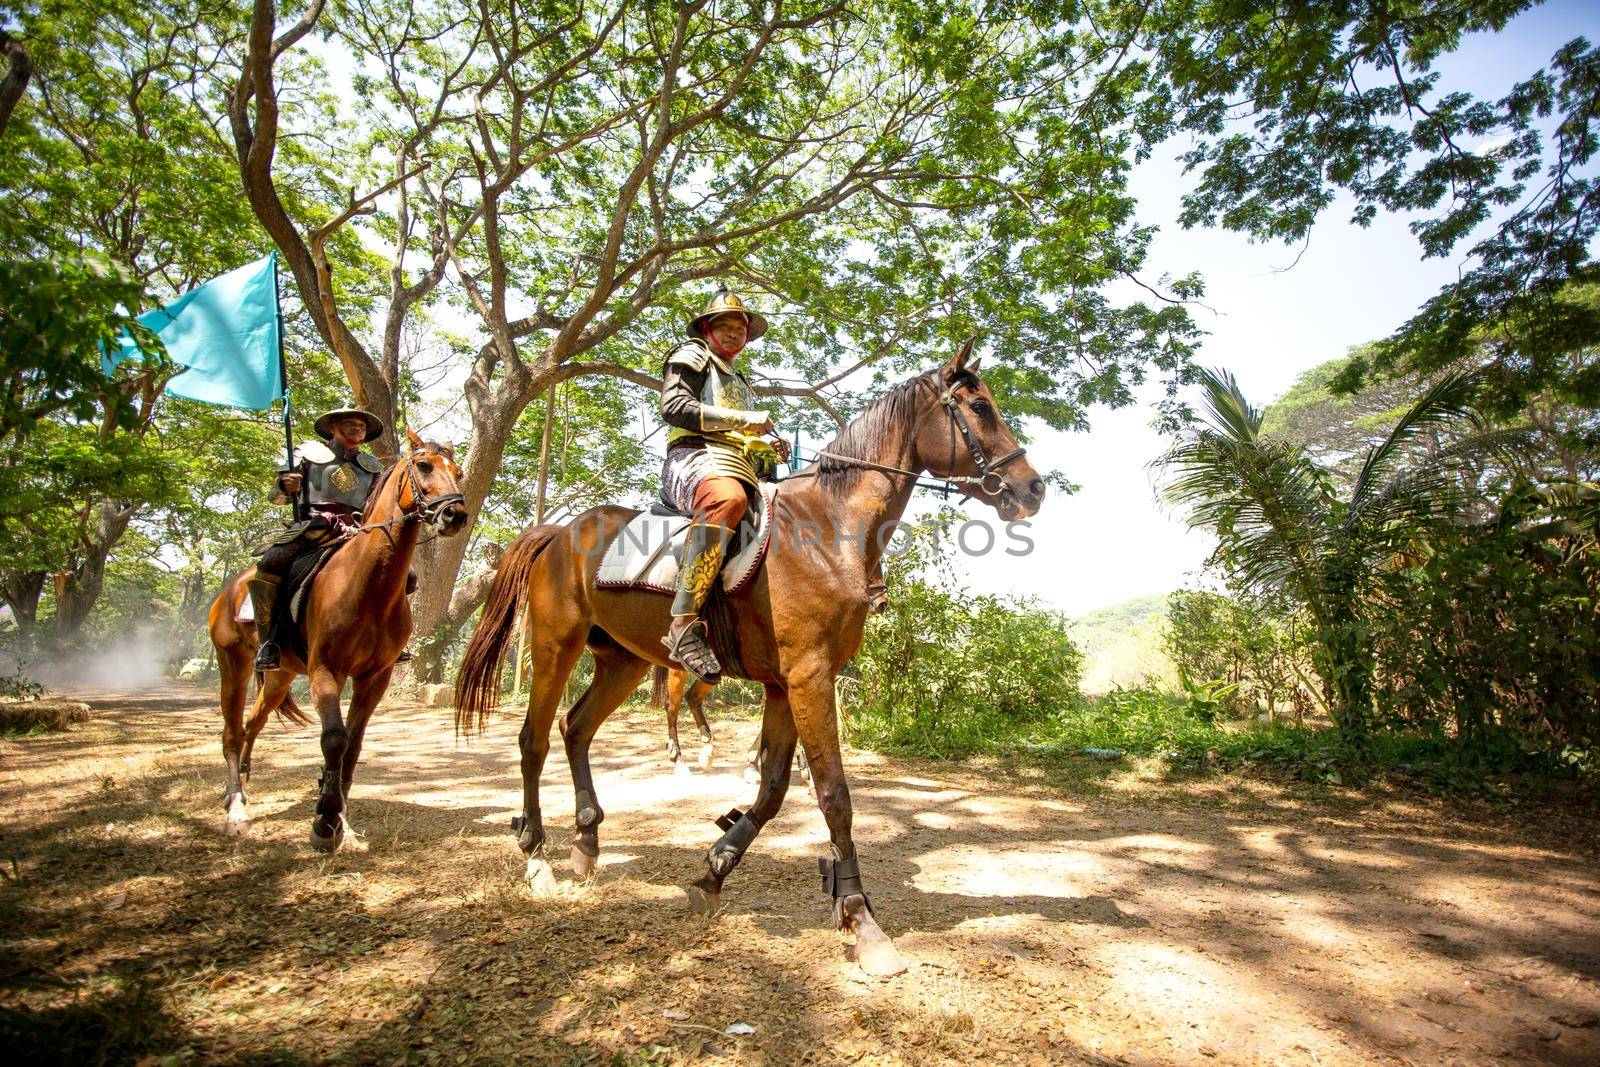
[814,370,939,488]
[362,456,404,512]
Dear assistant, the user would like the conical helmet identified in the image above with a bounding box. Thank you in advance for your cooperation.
[313,403,385,441]
[687,287,768,341]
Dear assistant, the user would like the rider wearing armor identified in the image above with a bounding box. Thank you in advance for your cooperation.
[249,404,385,671]
[658,288,788,682]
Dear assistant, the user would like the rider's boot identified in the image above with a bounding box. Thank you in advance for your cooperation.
[662,522,735,684]
[249,574,282,672]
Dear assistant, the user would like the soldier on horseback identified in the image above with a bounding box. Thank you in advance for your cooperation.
[658,288,789,682]
[248,403,385,671]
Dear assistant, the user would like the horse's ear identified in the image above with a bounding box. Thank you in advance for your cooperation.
[439,441,455,460]
[405,427,423,450]
[942,335,978,383]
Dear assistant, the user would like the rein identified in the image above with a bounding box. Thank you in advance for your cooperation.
[791,375,1028,497]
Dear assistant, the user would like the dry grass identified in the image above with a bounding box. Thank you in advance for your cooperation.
[0,683,1597,1065]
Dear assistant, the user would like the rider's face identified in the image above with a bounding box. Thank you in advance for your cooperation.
[331,417,368,448]
[706,313,749,353]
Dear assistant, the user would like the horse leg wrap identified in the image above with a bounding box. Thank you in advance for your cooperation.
[708,808,759,877]
[511,814,541,853]
[819,855,874,922]
[575,790,603,829]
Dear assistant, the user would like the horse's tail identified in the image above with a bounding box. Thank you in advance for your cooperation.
[651,665,669,709]
[454,523,562,735]
[274,690,313,727]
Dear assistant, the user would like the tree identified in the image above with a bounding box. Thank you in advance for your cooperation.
[1158,366,1512,744]
[227,0,1209,647]
[1136,2,1600,409]
[0,1,286,638]
[1266,285,1600,488]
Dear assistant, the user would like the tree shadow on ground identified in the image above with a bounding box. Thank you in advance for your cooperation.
[2,684,1598,1064]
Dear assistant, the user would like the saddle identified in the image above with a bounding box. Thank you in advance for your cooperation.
[595,483,776,596]
[235,540,344,661]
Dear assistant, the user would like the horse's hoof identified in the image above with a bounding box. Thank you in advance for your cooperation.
[308,822,341,853]
[570,845,597,879]
[697,744,714,772]
[851,913,907,978]
[524,857,558,897]
[685,885,721,916]
[665,743,680,764]
[223,797,250,838]
[674,758,692,778]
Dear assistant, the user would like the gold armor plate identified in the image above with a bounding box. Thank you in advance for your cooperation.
[329,463,359,493]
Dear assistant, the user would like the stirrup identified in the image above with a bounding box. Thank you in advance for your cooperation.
[662,618,721,684]
[254,641,281,671]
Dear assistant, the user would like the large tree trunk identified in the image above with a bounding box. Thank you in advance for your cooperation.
[412,546,505,683]
[0,30,32,140]
[53,500,137,641]
[0,569,45,633]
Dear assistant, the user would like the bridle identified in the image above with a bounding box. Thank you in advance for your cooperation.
[353,450,466,537]
[803,373,1028,498]
[939,373,1027,497]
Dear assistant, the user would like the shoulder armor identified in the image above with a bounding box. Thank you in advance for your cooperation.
[354,451,384,474]
[664,339,711,373]
[297,440,335,464]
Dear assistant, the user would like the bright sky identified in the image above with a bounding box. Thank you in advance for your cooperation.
[933,0,1595,617]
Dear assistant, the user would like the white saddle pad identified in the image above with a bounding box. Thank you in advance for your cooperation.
[596,484,776,596]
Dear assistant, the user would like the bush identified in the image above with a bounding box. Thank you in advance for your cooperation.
[847,520,1082,758]
[1164,589,1315,720]
[1370,481,1600,773]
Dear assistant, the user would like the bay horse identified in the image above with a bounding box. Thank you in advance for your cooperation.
[651,665,714,766]
[209,429,468,848]
[454,340,1044,976]
[651,665,813,784]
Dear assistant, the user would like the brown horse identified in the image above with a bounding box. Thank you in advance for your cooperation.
[209,429,469,848]
[455,340,1043,976]
[651,665,714,766]
[650,665,813,784]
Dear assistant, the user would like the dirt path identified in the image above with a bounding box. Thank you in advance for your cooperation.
[2,683,1598,1065]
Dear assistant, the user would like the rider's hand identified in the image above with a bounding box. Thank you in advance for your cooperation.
[747,411,775,435]
[771,438,791,463]
[279,472,304,494]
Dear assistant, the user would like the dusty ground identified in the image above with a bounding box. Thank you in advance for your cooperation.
[1,683,1598,1066]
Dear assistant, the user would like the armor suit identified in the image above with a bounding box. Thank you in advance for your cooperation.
[249,404,385,671]
[657,289,777,683]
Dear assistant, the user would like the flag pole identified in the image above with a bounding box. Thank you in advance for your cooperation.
[272,253,302,523]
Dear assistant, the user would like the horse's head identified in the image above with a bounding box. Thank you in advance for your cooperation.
[911,338,1046,521]
[400,428,470,535]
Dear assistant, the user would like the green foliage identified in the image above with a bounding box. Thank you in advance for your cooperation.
[1159,366,1509,742]
[1164,590,1313,720]
[0,254,164,442]
[1370,479,1599,769]
[848,521,1083,759]
[1144,2,1600,409]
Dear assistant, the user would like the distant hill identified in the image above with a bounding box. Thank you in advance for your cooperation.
[1068,593,1175,693]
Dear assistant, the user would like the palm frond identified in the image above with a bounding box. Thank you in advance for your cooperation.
[1158,369,1333,603]
[1195,366,1262,444]
[1347,369,1484,516]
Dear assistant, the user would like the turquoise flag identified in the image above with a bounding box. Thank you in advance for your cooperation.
[105,253,283,410]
